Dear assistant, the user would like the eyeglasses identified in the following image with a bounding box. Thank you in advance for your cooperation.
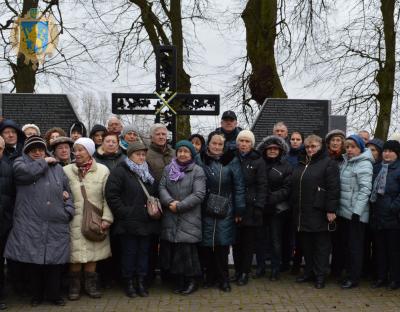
[305,145,320,149]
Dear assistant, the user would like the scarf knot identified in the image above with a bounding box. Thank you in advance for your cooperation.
[125,158,154,184]
[168,158,193,182]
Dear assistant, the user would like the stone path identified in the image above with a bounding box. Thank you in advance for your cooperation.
[4,273,400,311]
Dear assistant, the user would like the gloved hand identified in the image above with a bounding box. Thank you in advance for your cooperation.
[351,213,360,222]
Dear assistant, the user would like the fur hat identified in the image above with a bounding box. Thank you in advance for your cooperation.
[256,135,289,156]
[236,130,255,147]
[23,135,47,154]
[74,137,95,156]
[325,129,346,144]
[383,140,400,156]
[22,124,41,136]
[50,136,74,151]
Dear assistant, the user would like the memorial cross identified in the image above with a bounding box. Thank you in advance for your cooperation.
[112,45,220,146]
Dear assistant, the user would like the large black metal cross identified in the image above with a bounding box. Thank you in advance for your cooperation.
[112,45,220,146]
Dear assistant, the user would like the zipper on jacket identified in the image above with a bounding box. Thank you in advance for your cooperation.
[298,163,309,232]
[212,218,217,252]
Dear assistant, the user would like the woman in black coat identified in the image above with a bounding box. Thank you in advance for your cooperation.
[105,141,159,298]
[231,130,266,286]
[257,135,292,281]
[291,134,340,289]
[370,140,400,289]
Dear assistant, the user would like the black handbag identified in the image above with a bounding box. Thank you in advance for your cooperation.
[206,164,229,218]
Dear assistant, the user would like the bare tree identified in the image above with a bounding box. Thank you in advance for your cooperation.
[0,0,99,93]
[86,0,211,140]
[298,0,398,139]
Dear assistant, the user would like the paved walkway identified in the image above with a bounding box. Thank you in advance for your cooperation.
[4,273,400,312]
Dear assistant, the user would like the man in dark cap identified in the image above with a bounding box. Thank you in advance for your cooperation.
[215,110,242,151]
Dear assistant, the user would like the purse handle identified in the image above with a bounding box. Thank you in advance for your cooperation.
[218,164,222,195]
[78,173,89,201]
[135,175,151,200]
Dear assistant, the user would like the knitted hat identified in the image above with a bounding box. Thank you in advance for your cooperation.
[127,141,148,157]
[346,135,365,153]
[50,136,74,151]
[325,129,345,144]
[23,135,47,154]
[366,138,384,153]
[383,140,400,156]
[236,130,255,147]
[121,124,140,138]
[74,137,95,156]
[175,140,196,158]
[22,124,41,136]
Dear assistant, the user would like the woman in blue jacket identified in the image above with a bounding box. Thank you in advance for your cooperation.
[370,140,400,290]
[338,135,373,289]
[197,131,245,292]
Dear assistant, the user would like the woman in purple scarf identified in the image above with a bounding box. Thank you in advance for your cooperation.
[159,140,206,295]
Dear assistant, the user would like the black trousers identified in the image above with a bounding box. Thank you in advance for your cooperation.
[281,213,294,269]
[97,233,120,284]
[233,227,256,274]
[30,264,62,300]
[330,217,345,276]
[203,246,229,283]
[301,231,331,279]
[374,229,400,283]
[363,226,376,279]
[342,217,366,282]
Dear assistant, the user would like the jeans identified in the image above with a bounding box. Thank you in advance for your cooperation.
[119,234,150,279]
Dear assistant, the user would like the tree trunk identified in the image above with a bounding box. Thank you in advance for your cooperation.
[170,0,191,141]
[14,0,39,93]
[374,0,396,140]
[242,0,287,105]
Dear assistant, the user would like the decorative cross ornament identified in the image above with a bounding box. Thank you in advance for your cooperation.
[112,45,220,146]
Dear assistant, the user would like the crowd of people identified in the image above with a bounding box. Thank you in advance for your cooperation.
[0,111,397,309]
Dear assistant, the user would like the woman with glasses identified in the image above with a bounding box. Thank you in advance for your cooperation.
[291,134,340,289]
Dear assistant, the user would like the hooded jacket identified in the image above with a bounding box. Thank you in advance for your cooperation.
[0,119,26,164]
[69,121,87,138]
[257,136,292,215]
[339,149,374,223]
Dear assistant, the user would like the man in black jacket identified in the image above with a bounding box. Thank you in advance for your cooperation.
[215,111,242,152]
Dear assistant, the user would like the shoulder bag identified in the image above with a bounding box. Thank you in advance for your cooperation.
[79,174,107,242]
[206,164,229,218]
[136,176,163,219]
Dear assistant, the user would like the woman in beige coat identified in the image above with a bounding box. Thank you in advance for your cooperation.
[64,138,113,300]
